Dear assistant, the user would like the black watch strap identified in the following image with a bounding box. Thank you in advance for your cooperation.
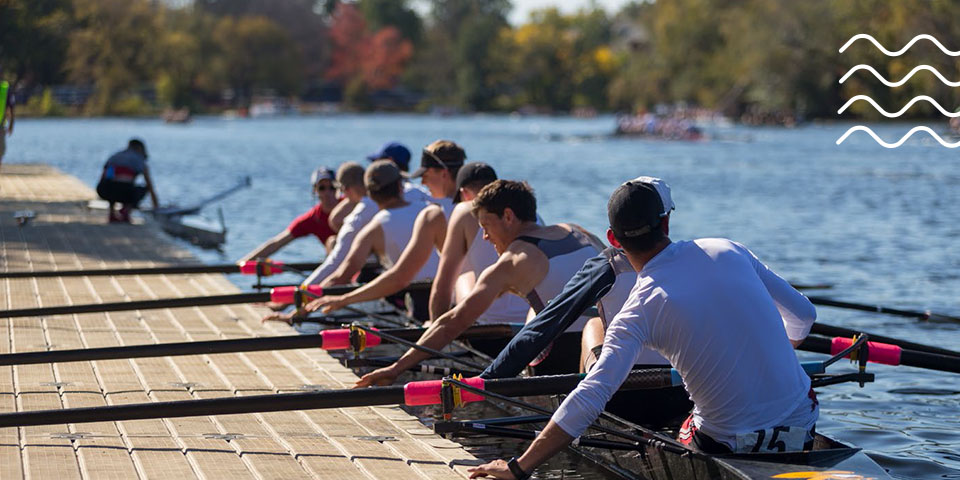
[507,457,530,480]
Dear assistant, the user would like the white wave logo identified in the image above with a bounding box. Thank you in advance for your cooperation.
[838,34,958,148]
[839,33,960,56]
[839,65,960,87]
[835,126,960,148]
[838,95,960,118]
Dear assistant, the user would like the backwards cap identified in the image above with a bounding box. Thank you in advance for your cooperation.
[607,176,674,239]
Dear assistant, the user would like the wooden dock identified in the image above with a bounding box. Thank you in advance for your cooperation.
[0,164,479,479]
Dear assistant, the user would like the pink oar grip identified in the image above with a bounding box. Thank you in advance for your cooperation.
[240,261,285,275]
[269,285,324,304]
[320,329,351,350]
[319,328,382,351]
[404,377,486,406]
[830,337,902,366]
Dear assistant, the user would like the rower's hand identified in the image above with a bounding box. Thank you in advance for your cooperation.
[468,459,515,479]
[261,310,296,325]
[305,295,347,314]
[253,301,290,312]
[354,365,401,388]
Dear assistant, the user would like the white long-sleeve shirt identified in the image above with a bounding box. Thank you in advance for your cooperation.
[553,238,817,448]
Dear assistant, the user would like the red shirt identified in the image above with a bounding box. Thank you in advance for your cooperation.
[286,203,337,243]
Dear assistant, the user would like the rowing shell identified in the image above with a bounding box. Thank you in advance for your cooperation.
[568,402,892,480]
[327,302,892,480]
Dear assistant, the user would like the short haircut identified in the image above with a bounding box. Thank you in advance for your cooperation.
[472,179,537,222]
[368,179,402,204]
[336,162,365,189]
[128,139,146,153]
[613,222,666,252]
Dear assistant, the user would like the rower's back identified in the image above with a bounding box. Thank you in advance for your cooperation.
[616,238,816,445]
[373,201,439,282]
[517,224,599,330]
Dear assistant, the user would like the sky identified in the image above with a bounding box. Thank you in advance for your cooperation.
[507,0,633,24]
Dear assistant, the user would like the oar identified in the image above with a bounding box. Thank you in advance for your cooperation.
[800,335,960,374]
[791,283,833,290]
[0,260,320,279]
[0,281,432,318]
[807,295,959,323]
[0,368,678,428]
[811,322,960,358]
[0,323,522,366]
[151,176,252,217]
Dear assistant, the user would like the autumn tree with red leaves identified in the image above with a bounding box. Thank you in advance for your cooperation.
[326,3,413,106]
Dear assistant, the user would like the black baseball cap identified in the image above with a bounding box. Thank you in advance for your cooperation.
[411,140,466,178]
[453,162,497,203]
[607,176,675,239]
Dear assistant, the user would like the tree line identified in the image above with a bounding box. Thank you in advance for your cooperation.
[2,0,959,119]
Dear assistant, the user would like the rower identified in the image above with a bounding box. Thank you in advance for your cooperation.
[479,180,692,428]
[355,179,603,387]
[469,178,818,480]
[365,140,432,204]
[238,166,341,265]
[307,161,531,331]
[303,141,465,318]
[302,160,438,320]
[96,138,159,223]
[296,143,444,289]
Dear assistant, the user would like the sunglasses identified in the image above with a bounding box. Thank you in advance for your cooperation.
[315,184,336,192]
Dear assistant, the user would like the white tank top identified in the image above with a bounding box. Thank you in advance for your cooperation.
[373,201,439,283]
[518,228,598,332]
[597,249,669,365]
[464,227,532,324]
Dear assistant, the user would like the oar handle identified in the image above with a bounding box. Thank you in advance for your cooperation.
[800,335,960,374]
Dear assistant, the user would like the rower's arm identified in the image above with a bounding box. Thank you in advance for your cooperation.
[430,205,473,321]
[238,229,295,265]
[303,202,368,286]
[481,252,616,378]
[321,221,382,286]
[329,206,445,306]
[741,242,817,342]
[142,165,160,209]
[328,198,356,232]
[474,313,644,478]
[391,259,514,373]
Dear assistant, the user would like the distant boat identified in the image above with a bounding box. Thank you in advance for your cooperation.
[615,113,704,141]
[162,108,191,124]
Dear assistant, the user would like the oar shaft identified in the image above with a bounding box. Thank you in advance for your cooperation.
[0,387,406,428]
[0,324,519,366]
[0,292,268,318]
[0,369,673,428]
[0,282,432,319]
[811,323,960,358]
[807,296,956,322]
[0,262,321,279]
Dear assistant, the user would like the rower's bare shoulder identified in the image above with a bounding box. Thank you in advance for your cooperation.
[502,240,547,267]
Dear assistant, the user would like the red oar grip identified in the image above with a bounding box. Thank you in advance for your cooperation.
[404,377,485,406]
[240,261,285,276]
[269,285,324,304]
[831,337,902,365]
[319,328,382,351]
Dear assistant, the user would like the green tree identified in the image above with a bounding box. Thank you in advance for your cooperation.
[358,0,422,45]
[210,15,303,107]
[0,0,72,87]
[66,0,164,114]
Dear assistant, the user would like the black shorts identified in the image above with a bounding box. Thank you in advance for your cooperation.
[97,179,148,206]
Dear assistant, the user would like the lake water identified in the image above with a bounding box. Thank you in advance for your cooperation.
[6,115,959,478]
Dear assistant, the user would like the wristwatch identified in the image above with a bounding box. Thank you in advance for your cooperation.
[507,457,531,480]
